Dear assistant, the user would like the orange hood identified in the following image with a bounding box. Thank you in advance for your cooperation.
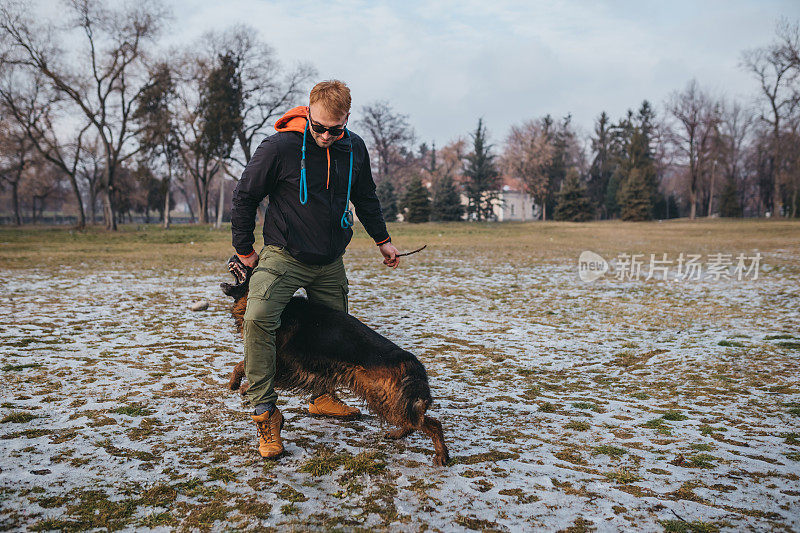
[274,105,346,142]
[274,105,309,133]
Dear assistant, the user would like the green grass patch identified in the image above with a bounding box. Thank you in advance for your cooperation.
[604,468,641,484]
[717,340,744,347]
[687,453,717,468]
[658,518,724,532]
[113,404,154,417]
[207,467,236,483]
[662,410,688,421]
[592,445,627,457]
[2,411,38,423]
[276,485,307,503]
[571,402,598,411]
[2,363,42,371]
[538,401,556,413]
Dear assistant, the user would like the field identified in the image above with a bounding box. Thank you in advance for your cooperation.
[1,219,799,532]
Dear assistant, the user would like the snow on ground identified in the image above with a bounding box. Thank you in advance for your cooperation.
[1,246,799,531]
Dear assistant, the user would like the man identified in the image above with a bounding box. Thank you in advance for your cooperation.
[230,80,400,459]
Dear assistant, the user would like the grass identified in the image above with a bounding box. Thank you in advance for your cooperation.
[2,219,799,531]
[604,468,642,484]
[113,404,154,417]
[2,363,43,372]
[2,412,37,423]
[592,445,627,457]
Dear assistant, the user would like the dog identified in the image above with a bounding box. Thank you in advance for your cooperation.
[221,256,450,466]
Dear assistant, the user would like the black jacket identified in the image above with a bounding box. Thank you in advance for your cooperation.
[230,129,390,265]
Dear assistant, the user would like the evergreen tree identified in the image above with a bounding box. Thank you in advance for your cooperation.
[609,102,658,220]
[617,168,652,221]
[431,173,464,221]
[376,179,398,221]
[402,175,430,223]
[587,112,615,219]
[719,176,742,217]
[463,119,500,221]
[554,169,592,221]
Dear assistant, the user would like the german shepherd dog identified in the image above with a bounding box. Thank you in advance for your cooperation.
[221,256,450,466]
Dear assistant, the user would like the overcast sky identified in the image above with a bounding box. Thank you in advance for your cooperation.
[157,1,798,147]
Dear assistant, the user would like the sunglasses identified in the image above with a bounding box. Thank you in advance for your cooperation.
[307,112,347,136]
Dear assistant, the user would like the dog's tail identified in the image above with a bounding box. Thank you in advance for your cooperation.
[228,361,246,392]
[402,359,433,426]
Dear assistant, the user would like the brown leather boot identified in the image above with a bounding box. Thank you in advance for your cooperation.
[308,393,361,419]
[251,407,284,458]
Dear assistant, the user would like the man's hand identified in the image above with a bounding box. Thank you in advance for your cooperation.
[240,252,259,268]
[379,242,400,268]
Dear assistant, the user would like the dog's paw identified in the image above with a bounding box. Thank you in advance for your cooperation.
[433,452,450,467]
[384,427,412,440]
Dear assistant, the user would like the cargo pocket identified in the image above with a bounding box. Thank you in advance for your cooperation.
[248,264,288,300]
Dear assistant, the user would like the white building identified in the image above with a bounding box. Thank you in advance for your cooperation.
[491,185,539,221]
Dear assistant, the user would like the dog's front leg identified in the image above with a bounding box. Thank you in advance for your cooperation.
[419,416,450,466]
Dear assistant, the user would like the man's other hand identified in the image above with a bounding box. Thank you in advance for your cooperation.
[240,252,259,268]
[379,243,400,268]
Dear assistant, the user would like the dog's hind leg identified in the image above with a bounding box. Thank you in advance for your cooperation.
[384,426,414,440]
[418,416,450,466]
[228,361,245,392]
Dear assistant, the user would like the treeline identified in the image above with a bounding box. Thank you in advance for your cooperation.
[0,2,798,229]
[365,20,800,223]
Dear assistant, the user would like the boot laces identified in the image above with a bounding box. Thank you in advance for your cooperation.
[256,419,273,443]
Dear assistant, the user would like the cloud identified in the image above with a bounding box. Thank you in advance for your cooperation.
[84,0,800,145]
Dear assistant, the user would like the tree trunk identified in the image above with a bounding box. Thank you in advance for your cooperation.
[163,185,171,229]
[102,188,117,231]
[66,172,86,230]
[11,181,21,226]
[181,185,196,223]
[90,185,98,224]
[707,162,716,217]
[215,176,225,229]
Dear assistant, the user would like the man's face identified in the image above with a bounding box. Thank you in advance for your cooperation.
[308,102,349,148]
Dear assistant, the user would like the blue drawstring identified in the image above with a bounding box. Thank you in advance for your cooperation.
[340,129,354,229]
[298,121,354,229]
[299,121,308,205]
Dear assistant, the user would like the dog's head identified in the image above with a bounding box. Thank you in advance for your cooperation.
[220,255,253,300]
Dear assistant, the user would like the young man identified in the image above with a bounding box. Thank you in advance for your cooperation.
[230,80,399,458]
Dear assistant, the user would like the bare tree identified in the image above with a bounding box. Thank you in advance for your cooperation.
[133,61,180,228]
[717,99,754,214]
[667,80,721,220]
[358,101,415,182]
[741,18,800,216]
[0,69,91,227]
[78,134,105,223]
[0,0,169,230]
[172,49,242,224]
[502,119,554,220]
[0,110,33,225]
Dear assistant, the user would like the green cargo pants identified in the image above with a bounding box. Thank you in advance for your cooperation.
[243,244,349,407]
